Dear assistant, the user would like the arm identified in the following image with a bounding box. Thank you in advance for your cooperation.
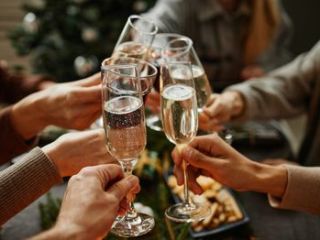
[0,107,38,164]
[0,129,115,225]
[0,73,101,163]
[227,41,320,121]
[0,147,61,225]
[269,165,320,214]
[172,134,320,214]
[30,165,140,240]
[0,60,53,104]
[141,0,189,33]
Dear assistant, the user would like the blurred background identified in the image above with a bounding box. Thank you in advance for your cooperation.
[1,0,319,79]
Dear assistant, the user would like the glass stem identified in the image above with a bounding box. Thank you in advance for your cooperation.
[182,159,192,207]
[120,160,138,219]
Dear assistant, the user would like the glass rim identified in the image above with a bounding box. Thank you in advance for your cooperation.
[164,37,193,51]
[128,15,158,36]
[162,37,193,61]
[101,56,158,78]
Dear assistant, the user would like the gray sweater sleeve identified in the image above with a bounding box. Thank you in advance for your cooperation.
[0,147,61,225]
[268,165,320,214]
[141,0,189,33]
[227,41,320,121]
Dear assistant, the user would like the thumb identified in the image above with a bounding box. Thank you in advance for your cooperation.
[181,146,214,170]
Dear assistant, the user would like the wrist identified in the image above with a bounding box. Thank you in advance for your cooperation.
[42,141,64,177]
[251,163,288,197]
[10,94,47,140]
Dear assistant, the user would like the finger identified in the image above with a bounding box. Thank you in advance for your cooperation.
[75,85,101,102]
[171,147,183,166]
[68,109,101,130]
[188,166,203,195]
[203,100,222,118]
[207,121,225,132]
[181,145,216,170]
[173,165,184,185]
[107,175,140,200]
[118,198,130,215]
[205,94,219,106]
[74,72,101,87]
[79,164,124,189]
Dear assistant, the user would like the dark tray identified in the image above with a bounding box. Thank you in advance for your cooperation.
[163,171,250,238]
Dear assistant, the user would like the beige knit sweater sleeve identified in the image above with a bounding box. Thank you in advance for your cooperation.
[0,147,61,225]
[268,165,320,214]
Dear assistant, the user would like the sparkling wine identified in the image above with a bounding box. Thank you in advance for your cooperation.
[161,84,198,144]
[103,96,146,161]
[191,65,212,111]
[170,65,211,112]
[114,41,148,59]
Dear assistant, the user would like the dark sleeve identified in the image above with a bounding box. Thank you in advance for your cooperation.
[0,147,62,225]
[0,106,38,164]
[0,63,51,104]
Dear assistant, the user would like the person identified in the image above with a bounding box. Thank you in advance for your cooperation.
[143,0,292,91]
[0,60,54,104]
[0,71,111,224]
[0,73,100,163]
[0,129,117,225]
[29,164,139,239]
[172,134,320,215]
[199,40,320,167]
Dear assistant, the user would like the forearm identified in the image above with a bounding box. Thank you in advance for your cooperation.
[10,92,47,140]
[0,148,61,225]
[226,45,320,121]
[0,107,38,164]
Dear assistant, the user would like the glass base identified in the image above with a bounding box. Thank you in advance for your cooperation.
[165,202,211,223]
[111,213,155,237]
[146,114,162,131]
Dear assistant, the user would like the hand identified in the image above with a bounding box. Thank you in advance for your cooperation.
[11,73,101,139]
[172,134,287,197]
[31,164,140,240]
[42,129,116,177]
[198,92,244,131]
[241,65,265,80]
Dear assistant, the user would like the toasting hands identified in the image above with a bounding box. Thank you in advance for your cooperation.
[172,134,287,198]
[31,164,140,240]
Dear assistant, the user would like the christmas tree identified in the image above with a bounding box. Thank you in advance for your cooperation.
[9,0,156,82]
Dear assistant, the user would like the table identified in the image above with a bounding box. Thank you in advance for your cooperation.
[1,134,320,240]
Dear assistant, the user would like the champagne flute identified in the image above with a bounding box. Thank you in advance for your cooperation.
[164,37,212,112]
[101,60,154,237]
[113,15,158,60]
[146,33,192,131]
[160,61,211,222]
[93,17,158,129]
[165,38,233,143]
